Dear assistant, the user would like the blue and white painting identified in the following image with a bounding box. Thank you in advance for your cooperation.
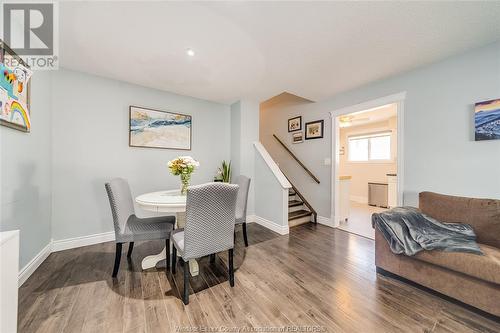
[129,106,192,150]
[475,99,500,141]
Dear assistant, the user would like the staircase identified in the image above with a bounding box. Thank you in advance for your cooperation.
[272,134,319,227]
[288,187,317,227]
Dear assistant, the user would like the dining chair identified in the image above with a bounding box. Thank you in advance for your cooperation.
[234,175,251,247]
[171,182,239,305]
[105,178,175,277]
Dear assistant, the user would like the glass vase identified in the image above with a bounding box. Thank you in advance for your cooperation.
[180,173,191,195]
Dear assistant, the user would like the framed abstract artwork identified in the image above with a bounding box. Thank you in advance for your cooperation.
[305,119,324,140]
[288,116,302,132]
[0,40,32,132]
[129,106,192,150]
[475,99,500,141]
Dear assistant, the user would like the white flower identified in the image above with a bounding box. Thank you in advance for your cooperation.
[179,156,200,167]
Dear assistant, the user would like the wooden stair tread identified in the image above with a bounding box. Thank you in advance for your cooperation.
[288,200,303,207]
[288,210,312,220]
[288,191,296,196]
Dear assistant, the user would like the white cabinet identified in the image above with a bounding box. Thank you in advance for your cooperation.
[339,176,351,222]
[1,230,19,333]
[387,174,398,208]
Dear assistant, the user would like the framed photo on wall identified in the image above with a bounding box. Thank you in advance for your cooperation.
[292,131,303,144]
[0,40,32,132]
[129,106,192,150]
[305,119,324,140]
[288,116,302,132]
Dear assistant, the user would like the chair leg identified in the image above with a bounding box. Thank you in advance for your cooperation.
[209,254,215,263]
[242,223,249,247]
[228,248,234,287]
[112,243,122,278]
[183,259,190,305]
[166,238,170,271]
[127,242,134,258]
[172,246,177,274]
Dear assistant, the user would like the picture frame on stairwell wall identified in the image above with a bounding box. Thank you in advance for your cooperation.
[292,131,303,144]
[305,119,324,140]
[288,116,302,132]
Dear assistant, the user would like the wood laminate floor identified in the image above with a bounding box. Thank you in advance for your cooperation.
[18,223,499,333]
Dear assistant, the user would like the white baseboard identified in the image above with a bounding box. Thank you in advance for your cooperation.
[317,215,336,228]
[350,195,368,204]
[247,215,289,235]
[18,214,290,285]
[51,231,115,252]
[18,242,52,287]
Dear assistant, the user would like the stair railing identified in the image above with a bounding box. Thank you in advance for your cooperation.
[273,134,320,184]
[282,171,317,224]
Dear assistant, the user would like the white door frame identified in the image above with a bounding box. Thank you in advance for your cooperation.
[329,92,406,227]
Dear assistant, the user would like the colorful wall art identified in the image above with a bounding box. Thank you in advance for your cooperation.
[475,98,500,141]
[129,106,192,150]
[0,41,32,132]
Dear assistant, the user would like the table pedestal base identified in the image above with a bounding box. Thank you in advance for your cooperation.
[141,247,199,276]
[140,211,199,276]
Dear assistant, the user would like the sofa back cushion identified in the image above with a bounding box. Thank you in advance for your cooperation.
[419,192,500,248]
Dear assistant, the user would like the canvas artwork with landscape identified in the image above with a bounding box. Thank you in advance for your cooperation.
[475,99,500,141]
[129,106,192,150]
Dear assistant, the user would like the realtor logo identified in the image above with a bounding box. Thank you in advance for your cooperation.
[1,2,58,69]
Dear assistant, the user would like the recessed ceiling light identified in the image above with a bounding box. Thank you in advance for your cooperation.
[186,48,195,57]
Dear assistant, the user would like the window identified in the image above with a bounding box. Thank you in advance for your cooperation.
[348,132,391,162]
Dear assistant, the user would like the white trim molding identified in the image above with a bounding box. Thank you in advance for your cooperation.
[20,213,294,285]
[18,242,52,287]
[330,92,406,227]
[19,231,116,286]
[317,216,335,228]
[248,215,289,235]
[329,92,407,117]
[253,142,292,189]
[51,231,115,252]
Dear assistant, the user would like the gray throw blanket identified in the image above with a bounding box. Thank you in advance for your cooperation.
[372,207,483,256]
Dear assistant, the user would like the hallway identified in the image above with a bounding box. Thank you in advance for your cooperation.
[338,201,387,239]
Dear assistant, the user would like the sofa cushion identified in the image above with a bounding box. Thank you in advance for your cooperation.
[414,243,500,285]
[419,192,500,248]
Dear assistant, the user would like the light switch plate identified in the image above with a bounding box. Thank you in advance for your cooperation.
[324,158,331,165]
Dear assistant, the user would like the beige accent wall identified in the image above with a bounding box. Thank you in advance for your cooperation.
[339,117,397,203]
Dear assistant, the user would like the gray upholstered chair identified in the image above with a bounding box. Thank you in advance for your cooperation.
[171,182,239,304]
[105,178,175,277]
[234,175,251,247]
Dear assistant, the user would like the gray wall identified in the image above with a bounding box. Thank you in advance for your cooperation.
[260,102,331,218]
[230,100,259,214]
[254,148,287,228]
[0,72,53,268]
[260,41,500,217]
[230,101,242,179]
[51,69,230,240]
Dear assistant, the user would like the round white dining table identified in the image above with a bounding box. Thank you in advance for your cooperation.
[135,189,199,276]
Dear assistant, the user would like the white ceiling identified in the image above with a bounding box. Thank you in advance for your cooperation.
[60,1,500,105]
[340,103,397,128]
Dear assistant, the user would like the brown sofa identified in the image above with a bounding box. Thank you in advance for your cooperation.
[375,191,500,317]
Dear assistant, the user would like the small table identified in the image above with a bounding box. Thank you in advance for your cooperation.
[135,189,199,276]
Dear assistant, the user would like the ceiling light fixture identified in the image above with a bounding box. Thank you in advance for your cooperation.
[186,48,195,57]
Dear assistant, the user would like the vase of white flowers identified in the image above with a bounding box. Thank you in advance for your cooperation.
[168,156,200,195]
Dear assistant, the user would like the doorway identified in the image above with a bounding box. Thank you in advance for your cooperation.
[331,93,405,239]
